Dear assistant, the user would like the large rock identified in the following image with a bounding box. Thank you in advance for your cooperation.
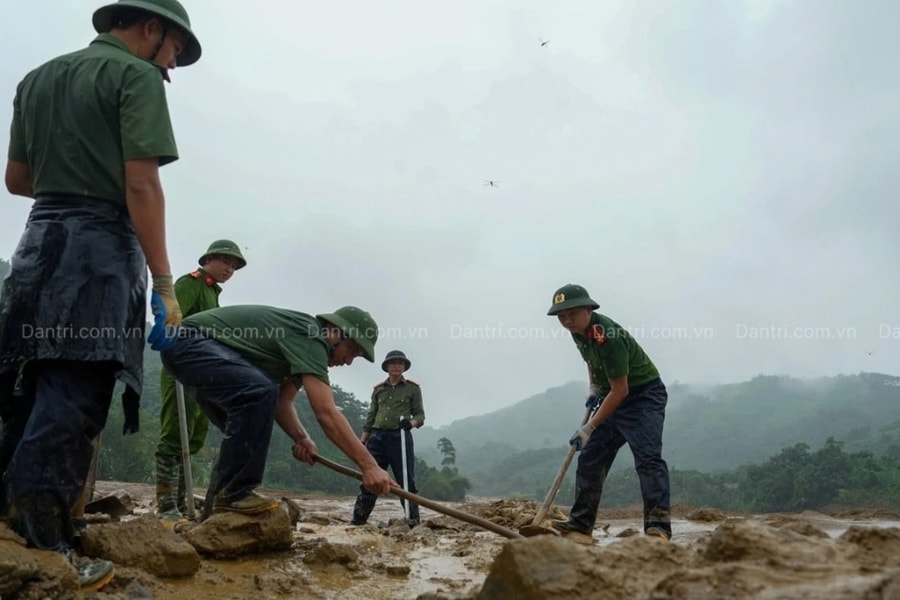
[80,514,200,577]
[183,508,293,558]
[0,533,78,600]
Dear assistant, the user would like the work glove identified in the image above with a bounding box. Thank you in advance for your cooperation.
[122,387,141,435]
[585,384,603,409]
[569,423,596,452]
[399,418,413,431]
[148,275,183,351]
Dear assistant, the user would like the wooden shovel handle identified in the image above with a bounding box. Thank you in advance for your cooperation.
[531,405,594,526]
[315,455,522,539]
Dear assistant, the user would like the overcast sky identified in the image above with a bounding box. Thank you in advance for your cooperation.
[2,1,898,427]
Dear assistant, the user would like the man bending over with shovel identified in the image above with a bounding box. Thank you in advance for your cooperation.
[547,284,672,541]
[160,305,392,518]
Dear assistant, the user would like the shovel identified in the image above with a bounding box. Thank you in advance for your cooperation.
[175,382,196,520]
[315,455,522,539]
[519,405,594,537]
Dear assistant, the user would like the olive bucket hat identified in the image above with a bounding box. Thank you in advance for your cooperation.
[92,0,202,66]
[317,306,379,362]
[381,350,411,373]
[546,283,600,316]
[199,240,247,270]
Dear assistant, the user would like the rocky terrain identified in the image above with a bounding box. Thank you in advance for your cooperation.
[2,481,900,599]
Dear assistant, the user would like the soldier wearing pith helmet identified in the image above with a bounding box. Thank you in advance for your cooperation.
[155,240,247,521]
[159,304,392,520]
[352,349,426,526]
[547,283,672,541]
[0,0,202,590]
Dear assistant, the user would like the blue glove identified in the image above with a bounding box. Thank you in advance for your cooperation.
[147,276,182,351]
[585,384,603,409]
[569,423,596,451]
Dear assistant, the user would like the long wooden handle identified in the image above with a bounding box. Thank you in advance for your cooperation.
[315,455,522,539]
[531,405,594,525]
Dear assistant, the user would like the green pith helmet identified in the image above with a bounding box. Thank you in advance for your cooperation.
[546,283,600,316]
[317,306,379,363]
[199,240,247,270]
[92,0,202,66]
[381,349,411,373]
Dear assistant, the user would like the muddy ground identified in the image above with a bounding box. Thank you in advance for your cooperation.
[3,481,900,599]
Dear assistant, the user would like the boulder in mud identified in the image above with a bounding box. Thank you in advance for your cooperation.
[183,508,293,558]
[79,514,200,577]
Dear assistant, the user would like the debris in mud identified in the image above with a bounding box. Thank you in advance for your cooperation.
[301,539,361,567]
[182,506,294,558]
[474,498,567,529]
[79,514,200,577]
[686,507,728,522]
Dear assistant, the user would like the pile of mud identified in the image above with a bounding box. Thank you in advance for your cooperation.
[3,484,900,599]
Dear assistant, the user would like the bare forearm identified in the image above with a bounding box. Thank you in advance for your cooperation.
[318,408,378,470]
[125,161,170,276]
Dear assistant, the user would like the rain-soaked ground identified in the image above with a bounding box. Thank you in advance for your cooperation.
[5,481,900,599]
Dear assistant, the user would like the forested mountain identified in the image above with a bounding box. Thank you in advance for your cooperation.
[414,373,900,501]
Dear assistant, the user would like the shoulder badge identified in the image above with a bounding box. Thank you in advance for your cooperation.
[404,378,419,386]
[373,381,386,389]
[591,324,607,345]
[189,270,202,279]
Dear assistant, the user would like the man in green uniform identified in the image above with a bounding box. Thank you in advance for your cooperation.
[0,0,200,591]
[155,240,247,520]
[351,350,425,526]
[546,284,672,541]
[160,305,393,518]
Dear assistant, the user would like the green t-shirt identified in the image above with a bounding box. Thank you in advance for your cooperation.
[7,34,177,203]
[183,306,330,385]
[175,268,222,317]
[573,313,660,395]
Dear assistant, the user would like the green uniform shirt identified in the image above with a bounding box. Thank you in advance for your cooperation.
[175,268,222,317]
[364,377,425,432]
[7,34,177,203]
[183,306,330,386]
[573,313,660,395]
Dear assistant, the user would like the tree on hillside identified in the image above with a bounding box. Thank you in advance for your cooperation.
[438,437,457,467]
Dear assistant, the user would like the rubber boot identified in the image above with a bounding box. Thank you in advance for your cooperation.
[155,453,182,518]
[351,488,377,525]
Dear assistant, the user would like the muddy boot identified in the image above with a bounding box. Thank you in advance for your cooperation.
[155,453,182,519]
[406,501,420,527]
[351,489,376,525]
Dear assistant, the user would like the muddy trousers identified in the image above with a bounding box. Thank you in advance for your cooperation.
[352,429,420,524]
[156,368,209,514]
[569,379,671,538]
[2,360,115,551]
[160,332,277,520]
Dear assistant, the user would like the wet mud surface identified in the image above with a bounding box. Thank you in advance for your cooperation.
[4,481,900,599]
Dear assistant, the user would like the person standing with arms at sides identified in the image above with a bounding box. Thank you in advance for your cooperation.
[352,350,425,526]
[0,0,201,590]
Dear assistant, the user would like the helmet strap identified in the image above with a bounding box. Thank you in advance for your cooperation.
[148,24,168,62]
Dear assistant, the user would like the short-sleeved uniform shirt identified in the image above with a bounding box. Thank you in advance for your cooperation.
[175,268,222,317]
[364,378,425,432]
[573,313,660,395]
[7,34,177,202]
[183,305,330,386]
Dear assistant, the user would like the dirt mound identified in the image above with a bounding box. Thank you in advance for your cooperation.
[5,483,900,599]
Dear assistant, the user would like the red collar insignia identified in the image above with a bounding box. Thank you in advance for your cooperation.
[591,324,606,344]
